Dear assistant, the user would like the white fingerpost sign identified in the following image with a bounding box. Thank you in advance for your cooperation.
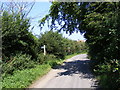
[44,45,46,55]
[41,45,46,55]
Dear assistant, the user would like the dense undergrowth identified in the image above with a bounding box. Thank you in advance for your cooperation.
[2,52,62,88]
[94,59,120,89]
[2,60,64,88]
[2,53,81,88]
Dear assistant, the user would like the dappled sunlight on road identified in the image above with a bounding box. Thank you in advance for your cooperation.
[56,60,94,79]
[29,54,98,88]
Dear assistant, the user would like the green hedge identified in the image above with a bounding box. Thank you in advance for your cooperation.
[2,53,36,75]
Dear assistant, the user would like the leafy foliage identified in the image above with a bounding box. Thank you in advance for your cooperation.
[37,54,56,64]
[95,59,120,88]
[38,31,65,59]
[2,53,36,75]
[2,11,38,62]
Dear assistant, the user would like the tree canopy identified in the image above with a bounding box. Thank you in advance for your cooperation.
[2,11,38,61]
[40,2,120,63]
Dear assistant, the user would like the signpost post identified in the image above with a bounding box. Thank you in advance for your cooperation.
[41,45,46,55]
[44,45,46,55]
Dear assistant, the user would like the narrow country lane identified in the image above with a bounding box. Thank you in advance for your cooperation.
[29,54,97,88]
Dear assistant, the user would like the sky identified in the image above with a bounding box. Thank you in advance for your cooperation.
[27,2,86,41]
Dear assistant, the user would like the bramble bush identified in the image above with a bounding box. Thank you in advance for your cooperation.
[2,53,36,75]
[37,54,56,64]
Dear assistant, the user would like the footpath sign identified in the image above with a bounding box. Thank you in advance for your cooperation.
[41,45,46,55]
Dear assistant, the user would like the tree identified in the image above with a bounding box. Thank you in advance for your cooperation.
[39,2,89,34]
[2,11,38,62]
[0,1,35,18]
[1,1,38,62]
[38,31,66,59]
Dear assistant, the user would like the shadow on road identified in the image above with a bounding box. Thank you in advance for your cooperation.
[55,59,94,79]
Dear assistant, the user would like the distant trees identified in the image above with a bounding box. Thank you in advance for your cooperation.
[62,38,87,55]
[38,31,65,59]
[38,31,87,59]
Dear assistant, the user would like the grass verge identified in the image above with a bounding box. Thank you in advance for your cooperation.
[2,64,51,88]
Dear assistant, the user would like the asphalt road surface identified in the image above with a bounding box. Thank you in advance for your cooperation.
[29,54,97,88]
